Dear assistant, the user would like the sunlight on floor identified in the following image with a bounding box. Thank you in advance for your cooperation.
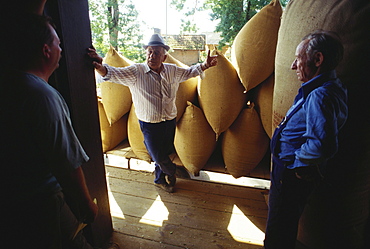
[196,170,270,189]
[139,195,169,227]
[107,169,266,246]
[109,187,265,246]
[227,204,265,245]
[107,173,125,219]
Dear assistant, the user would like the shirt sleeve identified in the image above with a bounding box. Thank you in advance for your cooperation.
[173,63,204,82]
[103,64,138,86]
[36,90,89,175]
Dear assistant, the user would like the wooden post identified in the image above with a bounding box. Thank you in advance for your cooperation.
[45,0,113,246]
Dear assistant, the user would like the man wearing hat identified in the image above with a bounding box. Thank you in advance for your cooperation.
[88,34,217,193]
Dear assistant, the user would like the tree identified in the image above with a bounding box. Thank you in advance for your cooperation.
[89,0,145,62]
[171,0,203,34]
[204,0,248,47]
[171,0,290,49]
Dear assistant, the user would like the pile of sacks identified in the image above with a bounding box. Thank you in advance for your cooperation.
[98,0,283,178]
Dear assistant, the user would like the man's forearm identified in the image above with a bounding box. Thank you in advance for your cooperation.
[56,167,98,223]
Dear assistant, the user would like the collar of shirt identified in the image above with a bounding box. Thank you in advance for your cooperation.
[144,62,167,75]
[301,70,337,98]
[293,70,337,104]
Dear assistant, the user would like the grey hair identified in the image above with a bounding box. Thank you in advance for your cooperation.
[302,30,344,71]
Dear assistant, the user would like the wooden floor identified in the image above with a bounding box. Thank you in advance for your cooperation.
[105,165,269,249]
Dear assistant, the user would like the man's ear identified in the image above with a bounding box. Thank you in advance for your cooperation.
[42,44,51,58]
[314,52,324,67]
[163,54,167,62]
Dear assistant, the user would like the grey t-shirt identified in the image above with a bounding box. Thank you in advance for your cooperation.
[0,71,89,203]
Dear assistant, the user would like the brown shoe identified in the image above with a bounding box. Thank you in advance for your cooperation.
[165,174,176,187]
[155,183,174,193]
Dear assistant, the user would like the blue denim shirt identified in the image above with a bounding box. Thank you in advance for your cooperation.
[278,70,348,169]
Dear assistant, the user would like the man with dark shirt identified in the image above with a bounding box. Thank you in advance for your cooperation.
[0,13,98,249]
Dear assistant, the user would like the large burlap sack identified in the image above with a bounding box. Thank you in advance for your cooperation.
[164,53,188,68]
[127,104,151,163]
[100,45,133,125]
[231,0,282,92]
[273,0,370,127]
[165,54,198,121]
[198,51,247,137]
[254,73,274,138]
[221,103,269,178]
[176,77,198,122]
[174,101,217,176]
[98,98,128,152]
[274,1,370,248]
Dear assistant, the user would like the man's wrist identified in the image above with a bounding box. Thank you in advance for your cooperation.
[202,62,209,70]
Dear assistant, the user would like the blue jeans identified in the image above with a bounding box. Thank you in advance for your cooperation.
[264,156,314,249]
[139,119,177,184]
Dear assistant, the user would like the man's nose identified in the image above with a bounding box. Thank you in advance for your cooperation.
[291,60,297,69]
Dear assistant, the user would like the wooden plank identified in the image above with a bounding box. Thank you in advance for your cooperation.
[105,156,270,189]
[109,190,267,231]
[107,139,271,181]
[106,166,268,248]
[44,0,112,246]
[107,166,268,204]
[107,176,268,219]
[112,217,264,249]
[111,230,184,249]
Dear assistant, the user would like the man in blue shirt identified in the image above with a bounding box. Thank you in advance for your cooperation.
[264,30,348,248]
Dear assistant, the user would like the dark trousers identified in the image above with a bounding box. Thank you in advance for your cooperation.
[2,191,93,249]
[139,119,177,184]
[264,156,314,249]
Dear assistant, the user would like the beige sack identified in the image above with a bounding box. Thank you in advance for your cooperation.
[164,53,188,68]
[174,101,217,176]
[254,73,274,138]
[100,45,133,125]
[98,98,128,152]
[231,0,282,92]
[273,0,369,127]
[198,51,247,137]
[165,54,198,121]
[127,104,151,162]
[221,103,269,178]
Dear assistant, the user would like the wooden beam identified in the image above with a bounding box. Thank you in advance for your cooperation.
[45,0,112,247]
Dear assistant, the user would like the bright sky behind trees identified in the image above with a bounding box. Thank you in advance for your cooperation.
[134,0,217,41]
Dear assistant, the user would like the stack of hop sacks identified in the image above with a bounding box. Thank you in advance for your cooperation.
[97,0,283,178]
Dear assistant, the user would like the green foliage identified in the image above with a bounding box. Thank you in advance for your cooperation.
[89,0,145,62]
[204,0,247,48]
[171,0,290,49]
[180,20,199,34]
[204,0,291,48]
[170,0,204,35]
[89,0,291,61]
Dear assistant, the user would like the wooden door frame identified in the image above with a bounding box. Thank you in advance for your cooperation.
[45,0,112,246]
